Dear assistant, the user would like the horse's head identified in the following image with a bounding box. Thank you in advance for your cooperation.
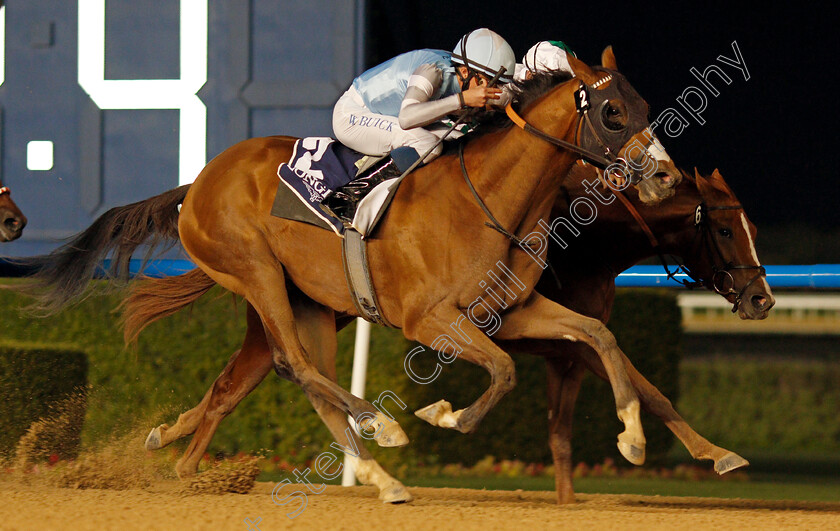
[0,184,26,242]
[679,169,774,320]
[562,47,682,205]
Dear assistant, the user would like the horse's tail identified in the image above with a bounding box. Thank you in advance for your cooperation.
[9,184,191,314]
[120,268,218,345]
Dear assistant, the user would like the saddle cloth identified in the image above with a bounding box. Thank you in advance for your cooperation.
[271,137,402,237]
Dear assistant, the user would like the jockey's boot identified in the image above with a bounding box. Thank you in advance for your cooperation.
[322,147,419,224]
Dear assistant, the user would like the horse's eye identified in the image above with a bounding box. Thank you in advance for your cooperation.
[718,228,733,238]
[602,101,626,131]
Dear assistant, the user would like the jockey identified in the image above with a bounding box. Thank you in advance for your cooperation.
[327,28,515,210]
[514,40,576,81]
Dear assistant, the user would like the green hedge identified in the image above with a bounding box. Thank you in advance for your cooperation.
[0,283,682,470]
[0,344,88,456]
[677,359,840,454]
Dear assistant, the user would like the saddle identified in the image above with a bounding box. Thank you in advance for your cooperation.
[271,137,402,237]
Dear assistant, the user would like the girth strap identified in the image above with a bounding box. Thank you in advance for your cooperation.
[341,228,394,327]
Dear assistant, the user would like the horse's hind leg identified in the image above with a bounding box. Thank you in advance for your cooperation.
[146,304,275,477]
[144,348,244,451]
[146,296,412,500]
[290,292,412,502]
[546,357,586,504]
[575,343,749,474]
[145,305,272,453]
[189,248,408,449]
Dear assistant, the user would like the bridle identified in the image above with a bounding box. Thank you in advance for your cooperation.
[685,203,767,312]
[0,186,10,196]
[604,180,766,313]
[504,72,658,186]
[460,72,666,290]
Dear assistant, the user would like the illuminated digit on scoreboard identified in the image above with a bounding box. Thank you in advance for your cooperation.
[77,0,208,185]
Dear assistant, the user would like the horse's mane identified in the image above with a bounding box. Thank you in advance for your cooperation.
[511,69,576,112]
[465,70,577,139]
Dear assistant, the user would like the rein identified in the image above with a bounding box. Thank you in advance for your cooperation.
[504,103,615,169]
[459,76,655,292]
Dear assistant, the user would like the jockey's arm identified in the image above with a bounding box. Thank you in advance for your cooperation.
[398,64,462,130]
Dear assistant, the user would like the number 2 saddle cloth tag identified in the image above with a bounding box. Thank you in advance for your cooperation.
[273,137,361,236]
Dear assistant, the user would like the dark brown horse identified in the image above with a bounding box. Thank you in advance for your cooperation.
[14,50,683,498]
[501,165,774,503]
[0,182,27,242]
[124,165,772,503]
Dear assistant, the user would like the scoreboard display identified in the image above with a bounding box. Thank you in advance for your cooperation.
[0,0,363,255]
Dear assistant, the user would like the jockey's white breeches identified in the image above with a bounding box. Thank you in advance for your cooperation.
[332,87,444,163]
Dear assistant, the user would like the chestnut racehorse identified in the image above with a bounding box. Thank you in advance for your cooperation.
[165,50,683,465]
[124,166,772,503]
[0,181,26,242]
[14,50,683,495]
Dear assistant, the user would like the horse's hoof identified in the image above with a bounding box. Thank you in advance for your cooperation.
[144,427,163,451]
[379,484,414,504]
[715,452,749,475]
[175,462,196,480]
[617,432,645,466]
[415,399,463,430]
[369,412,409,448]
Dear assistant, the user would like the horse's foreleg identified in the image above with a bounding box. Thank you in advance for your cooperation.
[546,357,586,504]
[496,293,646,465]
[574,344,749,474]
[407,307,517,434]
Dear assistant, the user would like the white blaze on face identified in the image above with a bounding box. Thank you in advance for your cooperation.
[645,129,672,165]
[739,212,772,292]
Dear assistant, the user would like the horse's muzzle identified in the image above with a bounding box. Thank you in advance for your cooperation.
[0,210,26,241]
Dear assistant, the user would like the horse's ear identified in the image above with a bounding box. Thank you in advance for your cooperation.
[601,46,618,70]
[709,168,736,196]
[566,53,599,85]
[694,168,712,195]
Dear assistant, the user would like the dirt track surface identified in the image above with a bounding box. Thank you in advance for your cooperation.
[2,481,840,530]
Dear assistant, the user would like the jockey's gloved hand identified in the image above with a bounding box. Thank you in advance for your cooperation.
[461,85,503,108]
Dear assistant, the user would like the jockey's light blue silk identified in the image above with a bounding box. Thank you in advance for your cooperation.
[352,49,461,117]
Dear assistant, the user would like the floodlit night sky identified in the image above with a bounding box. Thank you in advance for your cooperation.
[369,1,839,228]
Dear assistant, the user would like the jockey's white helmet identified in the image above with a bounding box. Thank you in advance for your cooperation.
[515,40,576,81]
[451,28,516,83]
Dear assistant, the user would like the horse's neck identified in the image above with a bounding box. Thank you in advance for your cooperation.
[465,122,577,240]
[567,180,704,274]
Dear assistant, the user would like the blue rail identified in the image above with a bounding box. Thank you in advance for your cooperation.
[2,259,839,289]
[108,261,840,289]
[615,264,840,289]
